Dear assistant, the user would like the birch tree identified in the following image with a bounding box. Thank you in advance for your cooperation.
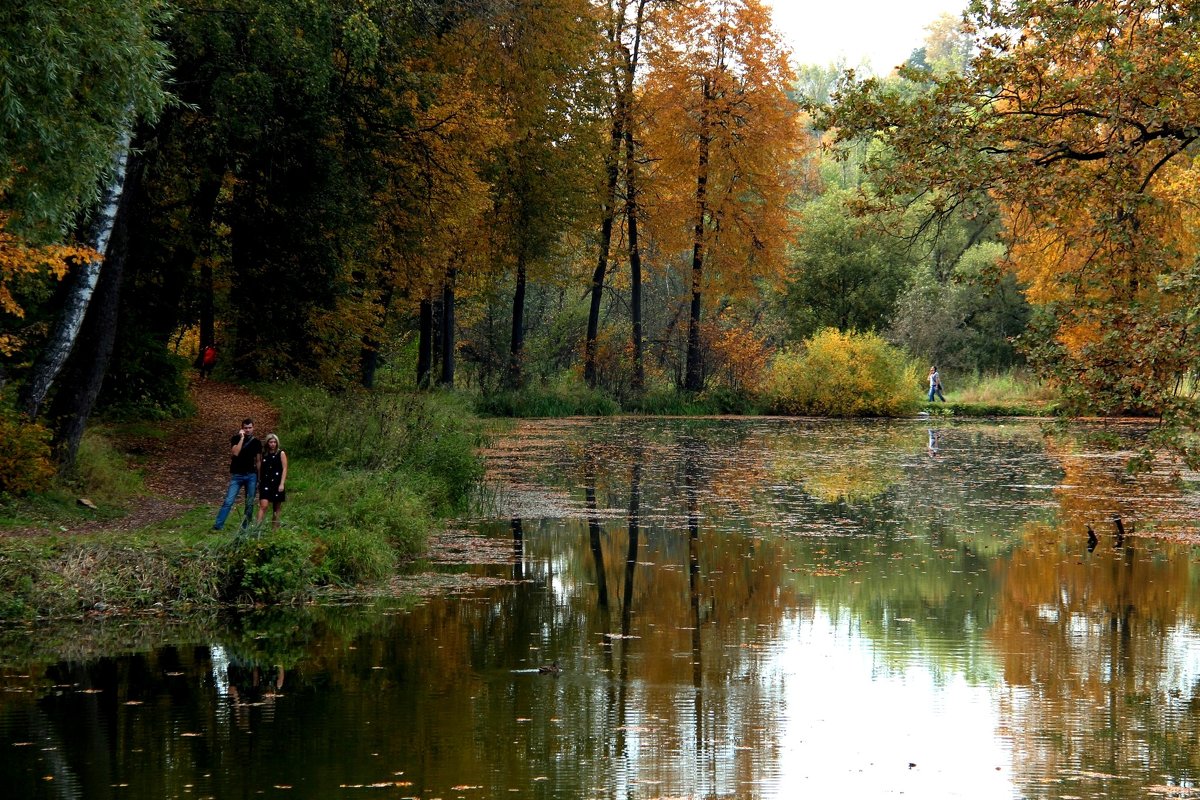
[1,0,169,417]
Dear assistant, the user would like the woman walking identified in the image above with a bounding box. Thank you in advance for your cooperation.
[256,433,289,528]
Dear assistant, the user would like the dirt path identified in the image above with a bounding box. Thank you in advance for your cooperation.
[7,379,279,536]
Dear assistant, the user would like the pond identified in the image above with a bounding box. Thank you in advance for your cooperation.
[3,417,1200,799]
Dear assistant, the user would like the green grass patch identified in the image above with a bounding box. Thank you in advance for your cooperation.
[923,400,1060,417]
[0,429,145,530]
[943,370,1058,406]
[923,371,1062,417]
[477,380,620,417]
[627,386,761,415]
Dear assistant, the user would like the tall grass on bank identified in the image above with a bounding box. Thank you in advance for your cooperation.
[927,370,1060,417]
[477,379,620,417]
[260,384,485,561]
[945,370,1057,405]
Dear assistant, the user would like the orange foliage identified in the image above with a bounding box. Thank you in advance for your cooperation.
[640,0,807,297]
[0,209,95,356]
[702,319,772,393]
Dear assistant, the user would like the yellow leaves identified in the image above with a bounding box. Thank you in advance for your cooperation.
[764,329,918,416]
[0,404,54,495]
[0,210,96,356]
[371,58,504,305]
[703,319,772,393]
[1003,150,1200,356]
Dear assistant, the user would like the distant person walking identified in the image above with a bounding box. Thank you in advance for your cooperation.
[256,433,288,528]
[214,418,262,531]
[927,366,946,402]
[197,344,217,379]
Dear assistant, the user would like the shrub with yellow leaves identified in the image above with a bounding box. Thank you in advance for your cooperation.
[0,402,54,495]
[764,329,919,417]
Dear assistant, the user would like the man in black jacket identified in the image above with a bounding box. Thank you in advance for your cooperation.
[213,417,263,530]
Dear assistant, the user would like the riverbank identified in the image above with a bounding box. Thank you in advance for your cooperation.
[0,381,488,620]
[0,372,1057,621]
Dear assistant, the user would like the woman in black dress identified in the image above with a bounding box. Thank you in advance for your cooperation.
[256,433,288,528]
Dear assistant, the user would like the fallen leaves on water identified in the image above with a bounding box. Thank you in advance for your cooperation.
[425,530,520,565]
[1147,786,1200,797]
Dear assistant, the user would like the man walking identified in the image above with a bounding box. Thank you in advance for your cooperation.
[214,417,263,530]
[927,366,946,403]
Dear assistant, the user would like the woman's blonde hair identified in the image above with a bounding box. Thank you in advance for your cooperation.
[266,433,281,448]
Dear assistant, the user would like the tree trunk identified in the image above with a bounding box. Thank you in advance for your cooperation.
[193,170,224,352]
[360,285,392,390]
[585,106,625,388]
[19,126,134,420]
[417,296,433,389]
[440,268,457,387]
[625,1,649,394]
[684,81,711,392]
[507,252,527,390]
[584,454,609,609]
[47,150,143,469]
[626,120,644,394]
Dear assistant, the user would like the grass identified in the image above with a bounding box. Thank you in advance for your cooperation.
[627,386,761,415]
[477,381,620,417]
[0,384,488,620]
[0,429,146,529]
[927,370,1061,417]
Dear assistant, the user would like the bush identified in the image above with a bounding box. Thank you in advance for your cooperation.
[321,526,396,585]
[0,404,54,496]
[98,331,195,420]
[764,329,919,417]
[219,528,320,604]
[267,385,484,512]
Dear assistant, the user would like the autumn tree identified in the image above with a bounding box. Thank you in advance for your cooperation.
[640,0,804,391]
[824,0,1200,457]
[473,0,607,391]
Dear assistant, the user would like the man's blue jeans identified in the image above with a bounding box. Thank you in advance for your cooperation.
[214,472,257,530]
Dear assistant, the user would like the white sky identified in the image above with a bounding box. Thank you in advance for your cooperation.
[762,0,968,74]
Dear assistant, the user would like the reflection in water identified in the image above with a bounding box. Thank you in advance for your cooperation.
[3,419,1200,799]
[511,516,524,581]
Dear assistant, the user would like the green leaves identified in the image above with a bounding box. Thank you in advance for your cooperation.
[0,0,171,237]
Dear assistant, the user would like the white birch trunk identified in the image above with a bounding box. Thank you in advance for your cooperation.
[19,126,132,419]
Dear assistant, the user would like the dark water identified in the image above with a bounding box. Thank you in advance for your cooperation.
[4,418,1200,799]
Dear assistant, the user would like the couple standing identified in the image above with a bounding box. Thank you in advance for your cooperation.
[213,418,289,531]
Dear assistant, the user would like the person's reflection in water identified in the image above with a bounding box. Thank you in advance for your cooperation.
[927,428,939,457]
[226,660,285,731]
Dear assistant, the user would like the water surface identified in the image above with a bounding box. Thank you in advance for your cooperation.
[3,418,1200,799]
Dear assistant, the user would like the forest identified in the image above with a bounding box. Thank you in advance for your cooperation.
[3,0,1200,485]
